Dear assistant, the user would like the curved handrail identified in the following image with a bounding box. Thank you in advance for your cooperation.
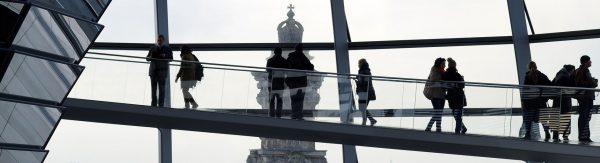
[85,51,600,91]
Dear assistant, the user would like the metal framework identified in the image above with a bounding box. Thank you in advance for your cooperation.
[62,98,600,163]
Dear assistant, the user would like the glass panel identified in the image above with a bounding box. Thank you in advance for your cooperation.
[526,0,600,33]
[59,14,103,56]
[44,120,158,163]
[70,47,600,143]
[94,0,155,43]
[355,146,520,163]
[0,149,47,163]
[0,100,61,146]
[0,53,82,103]
[12,7,80,62]
[346,0,512,41]
[32,0,96,19]
[85,0,103,16]
[349,45,519,84]
[168,0,333,43]
[0,2,24,44]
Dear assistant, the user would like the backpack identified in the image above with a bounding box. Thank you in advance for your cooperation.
[191,54,204,81]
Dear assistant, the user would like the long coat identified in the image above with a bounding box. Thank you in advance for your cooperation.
[522,70,552,109]
[356,64,376,101]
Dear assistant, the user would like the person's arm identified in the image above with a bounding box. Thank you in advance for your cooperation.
[146,46,153,62]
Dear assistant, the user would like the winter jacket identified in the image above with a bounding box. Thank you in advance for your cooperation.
[286,51,314,89]
[443,67,466,108]
[552,68,575,113]
[522,70,552,109]
[147,45,173,78]
[266,54,288,90]
[356,64,376,101]
[423,67,446,100]
[574,65,598,100]
[176,53,196,81]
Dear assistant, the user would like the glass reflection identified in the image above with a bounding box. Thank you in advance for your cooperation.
[0,53,82,103]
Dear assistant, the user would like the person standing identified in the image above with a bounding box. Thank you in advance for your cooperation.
[175,45,198,109]
[551,64,576,141]
[355,58,377,126]
[286,43,314,120]
[522,61,552,140]
[266,47,288,118]
[574,55,598,143]
[443,58,467,134]
[147,34,173,107]
[424,58,446,132]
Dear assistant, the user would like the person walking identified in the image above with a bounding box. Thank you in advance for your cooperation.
[355,58,377,126]
[443,58,467,134]
[175,45,199,109]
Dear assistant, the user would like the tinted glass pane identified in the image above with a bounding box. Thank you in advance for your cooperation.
[0,2,23,44]
[32,0,96,19]
[13,7,80,61]
[346,0,512,41]
[526,0,600,33]
[0,149,47,163]
[0,100,61,146]
[60,15,103,56]
[168,0,333,43]
[0,53,82,103]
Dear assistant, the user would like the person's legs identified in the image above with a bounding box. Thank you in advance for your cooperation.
[523,108,534,139]
[157,77,166,107]
[150,76,158,107]
[274,93,282,118]
[182,86,195,109]
[295,88,305,119]
[452,107,465,134]
[434,99,444,132]
[578,99,592,141]
[426,99,444,132]
[269,90,276,117]
[358,92,368,125]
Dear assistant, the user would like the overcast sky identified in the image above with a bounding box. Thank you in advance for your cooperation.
[45,0,600,162]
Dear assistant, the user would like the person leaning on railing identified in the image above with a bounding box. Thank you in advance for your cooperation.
[146,34,173,107]
[574,55,598,143]
[551,64,576,141]
[522,61,552,140]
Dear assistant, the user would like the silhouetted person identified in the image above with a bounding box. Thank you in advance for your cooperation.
[424,58,446,132]
[355,58,377,126]
[574,55,597,143]
[443,58,467,134]
[551,64,576,141]
[147,34,173,107]
[286,43,314,120]
[522,61,552,140]
[175,45,198,109]
[266,47,288,118]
